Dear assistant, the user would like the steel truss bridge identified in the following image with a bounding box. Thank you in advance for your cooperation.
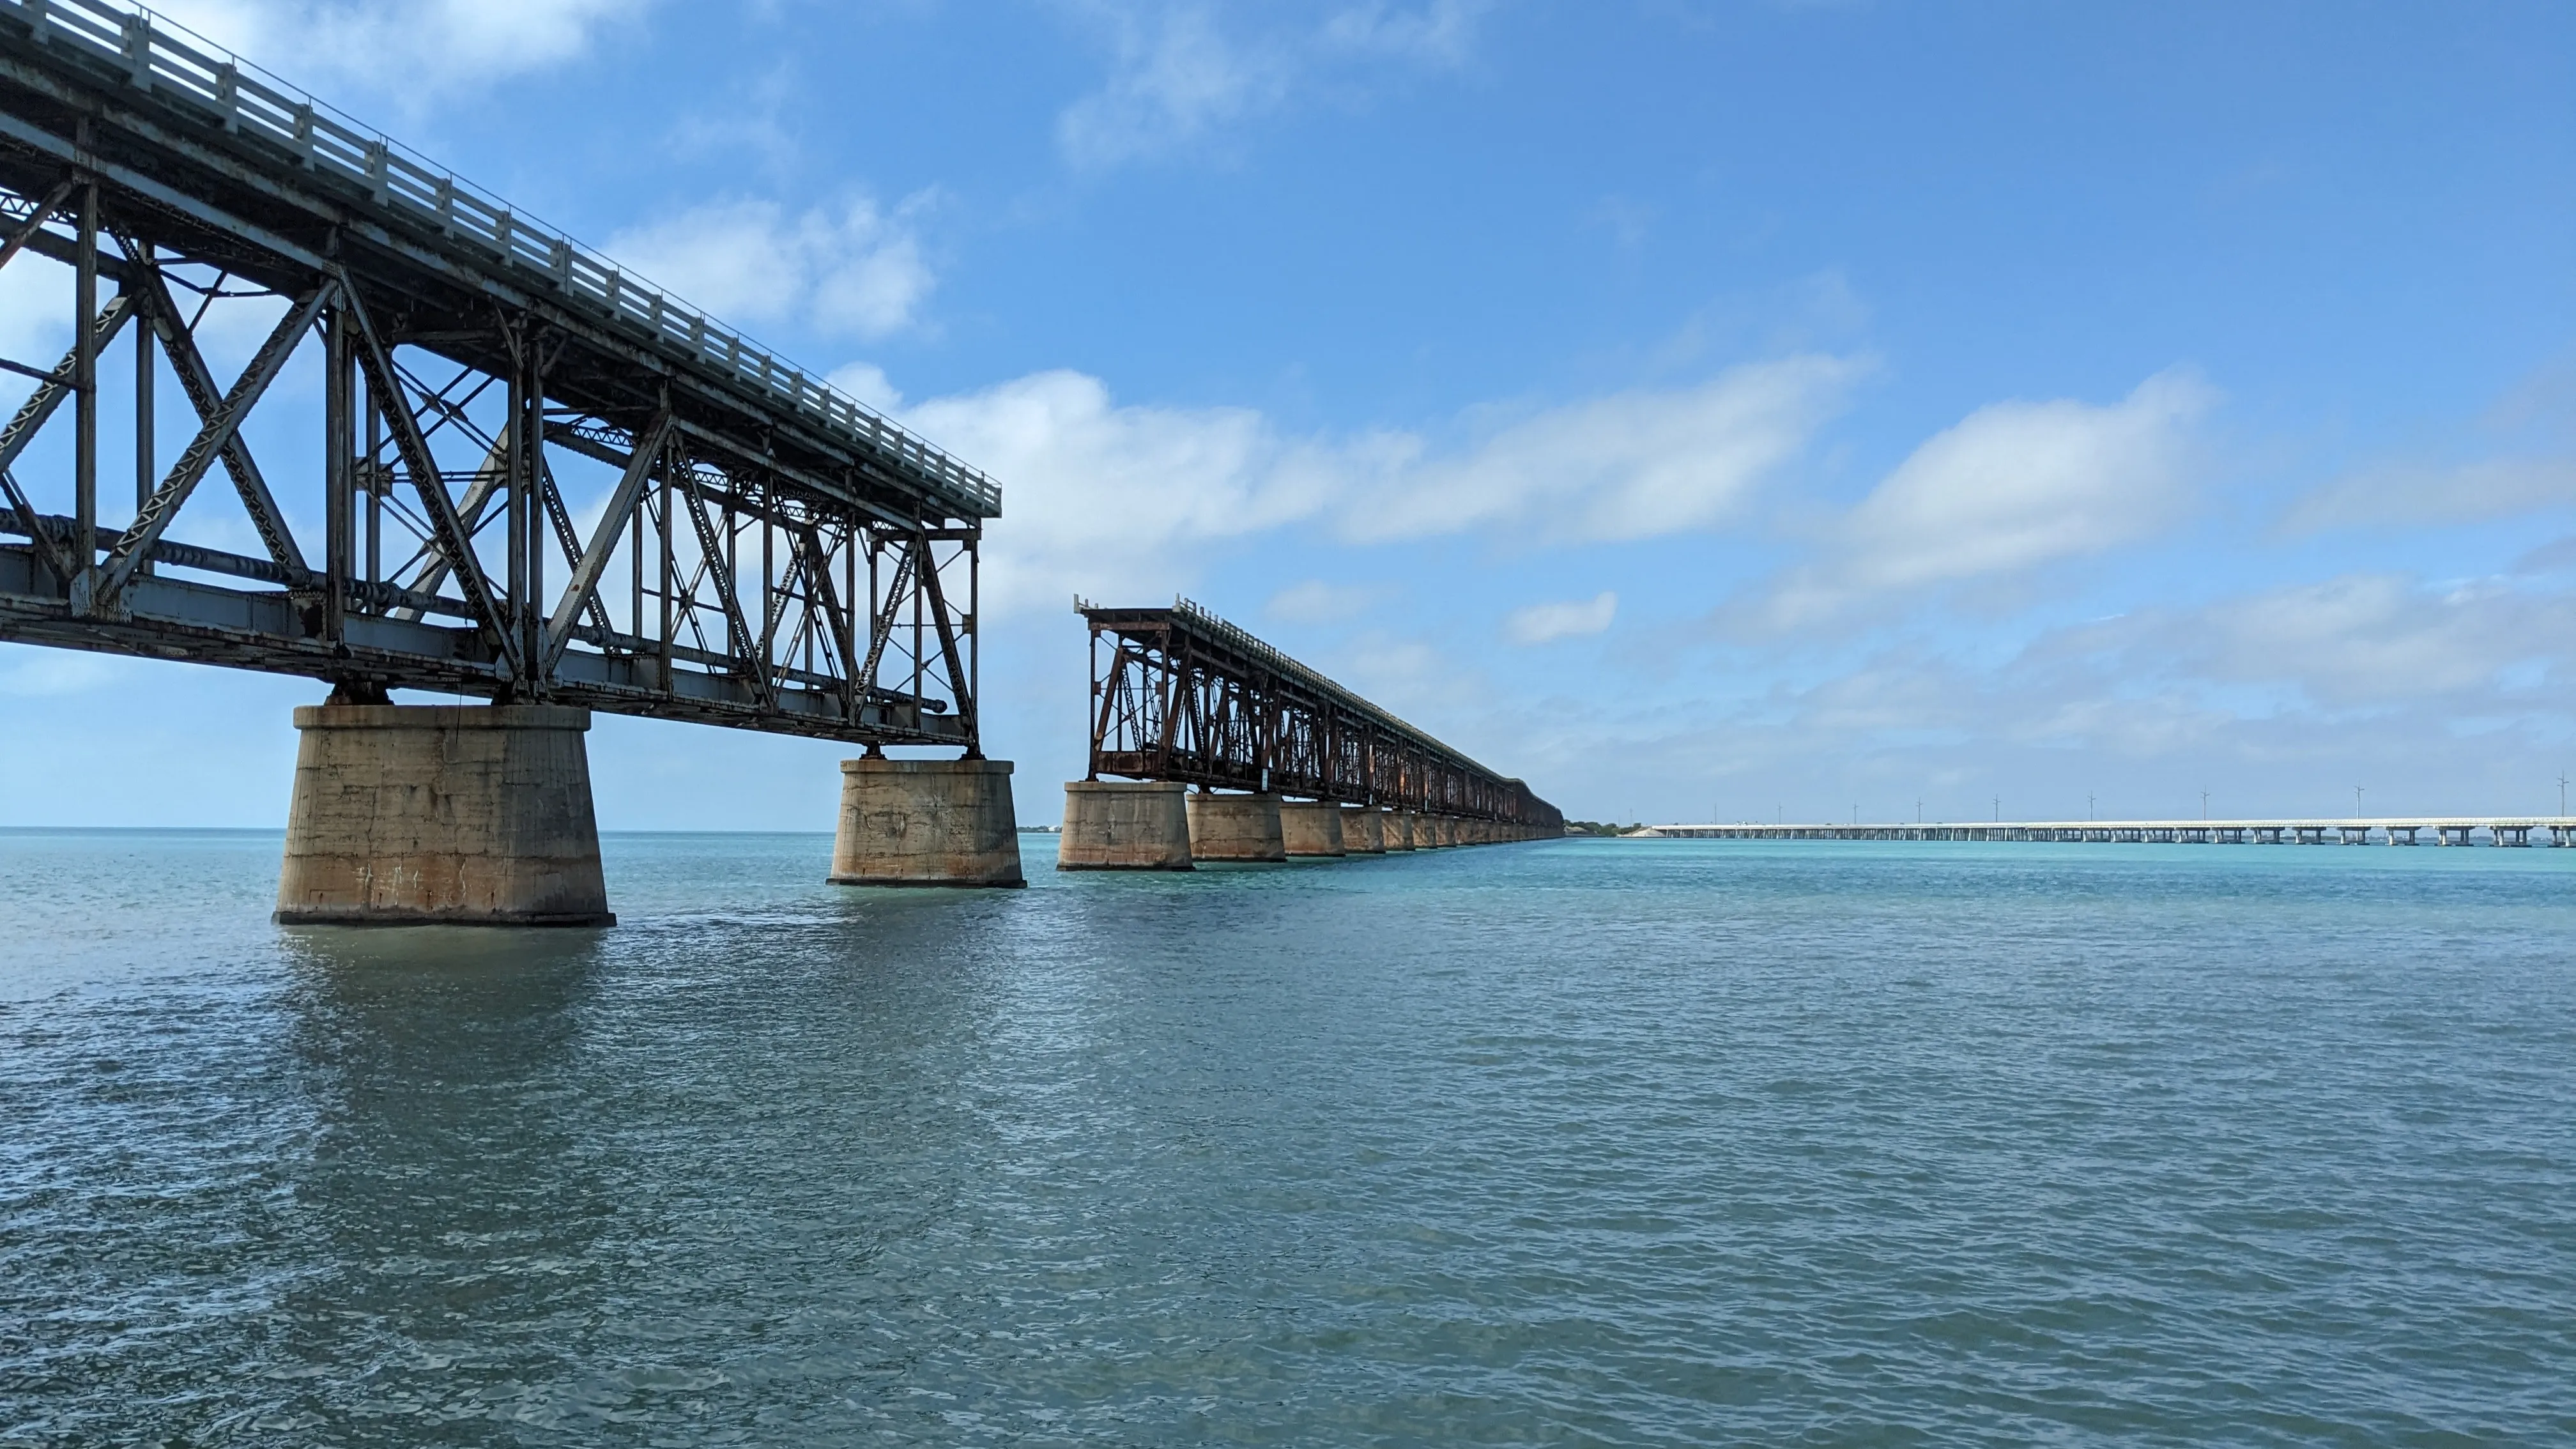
[0,0,995,748]
[1078,597,1562,831]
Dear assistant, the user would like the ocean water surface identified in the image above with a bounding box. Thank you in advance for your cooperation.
[1,829,2571,1445]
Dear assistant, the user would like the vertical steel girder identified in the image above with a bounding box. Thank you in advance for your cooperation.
[0,10,995,749]
[1077,600,1561,829]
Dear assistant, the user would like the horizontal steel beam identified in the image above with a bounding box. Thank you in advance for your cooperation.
[0,2,993,751]
[1080,599,1559,827]
[0,2,1000,525]
[0,544,969,742]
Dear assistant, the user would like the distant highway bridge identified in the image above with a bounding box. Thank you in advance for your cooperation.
[1634,819,2576,847]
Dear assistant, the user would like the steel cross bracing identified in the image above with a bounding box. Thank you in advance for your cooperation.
[1077,597,1564,830]
[0,0,995,747]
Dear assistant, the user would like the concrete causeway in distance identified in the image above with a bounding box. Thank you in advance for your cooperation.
[1632,819,2576,847]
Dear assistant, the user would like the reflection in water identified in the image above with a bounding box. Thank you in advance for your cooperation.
[4,830,2575,1444]
[264,928,613,1430]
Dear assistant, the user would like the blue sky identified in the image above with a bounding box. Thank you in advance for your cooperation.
[3,0,2573,828]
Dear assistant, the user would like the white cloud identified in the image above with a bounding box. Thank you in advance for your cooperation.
[828,362,905,416]
[2182,572,2572,707]
[606,195,935,340]
[1995,569,2576,716]
[149,0,644,98]
[1320,0,1487,62]
[1266,579,1386,624]
[1751,368,2216,629]
[1504,564,2576,824]
[859,356,1857,615]
[1052,1,1489,169]
[2280,456,2576,534]
[1351,354,1865,544]
[896,369,1337,614]
[1055,4,1285,169]
[1503,591,1618,645]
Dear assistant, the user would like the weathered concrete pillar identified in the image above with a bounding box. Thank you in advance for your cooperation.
[1280,800,1347,857]
[275,703,613,926]
[831,757,1027,887]
[1384,811,1416,850]
[1339,805,1384,854]
[1425,816,1453,847]
[1186,790,1286,862]
[1058,780,1193,870]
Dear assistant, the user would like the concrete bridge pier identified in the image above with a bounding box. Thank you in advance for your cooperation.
[1186,791,1287,862]
[1340,806,1386,854]
[831,758,1027,887]
[275,703,614,926]
[1384,812,1417,850]
[1280,801,1347,857]
[1058,780,1193,870]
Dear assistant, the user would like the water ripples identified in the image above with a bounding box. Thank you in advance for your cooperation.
[1,831,2572,1443]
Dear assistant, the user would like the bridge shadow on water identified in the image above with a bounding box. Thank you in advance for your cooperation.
[260,926,629,1430]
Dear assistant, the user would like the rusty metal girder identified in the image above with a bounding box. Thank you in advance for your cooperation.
[1077,597,1562,829]
[0,0,991,748]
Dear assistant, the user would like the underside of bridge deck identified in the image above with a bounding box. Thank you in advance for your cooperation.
[1059,598,1561,869]
[0,0,1021,916]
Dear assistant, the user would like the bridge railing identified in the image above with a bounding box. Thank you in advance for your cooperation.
[1169,596,1478,768]
[1077,597,1558,826]
[3,0,1002,521]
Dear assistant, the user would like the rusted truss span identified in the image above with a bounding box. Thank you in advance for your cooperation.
[0,0,994,746]
[1078,597,1563,829]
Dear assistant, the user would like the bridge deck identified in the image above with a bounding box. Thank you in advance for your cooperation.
[1078,597,1560,827]
[0,0,995,525]
[1634,819,2576,845]
[0,0,994,746]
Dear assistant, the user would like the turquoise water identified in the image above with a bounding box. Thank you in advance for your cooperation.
[3,829,2572,1445]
